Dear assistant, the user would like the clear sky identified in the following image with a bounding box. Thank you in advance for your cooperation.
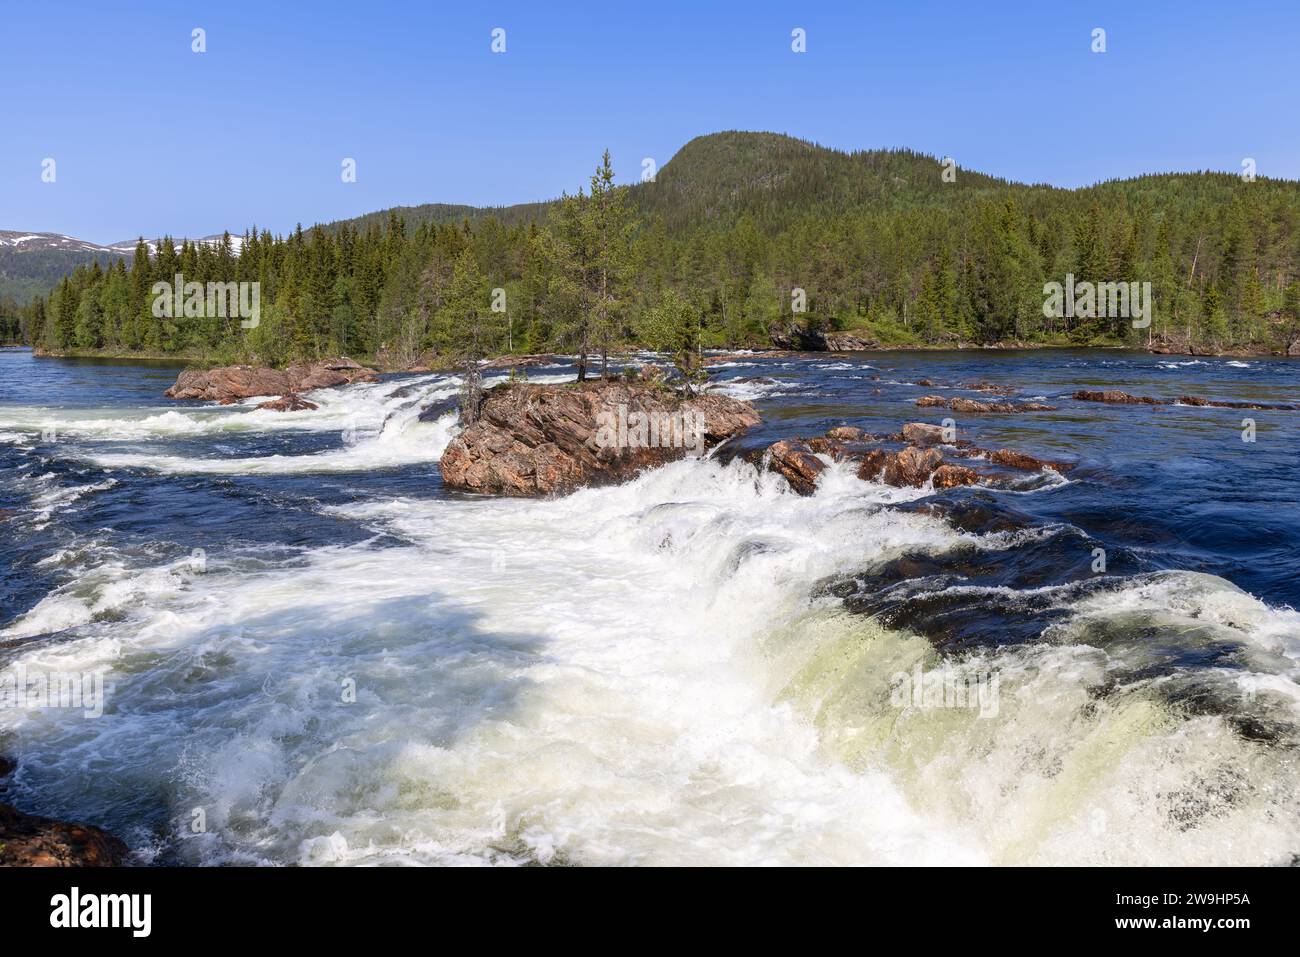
[2,0,1297,244]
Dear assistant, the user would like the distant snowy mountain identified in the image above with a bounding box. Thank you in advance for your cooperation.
[0,229,241,303]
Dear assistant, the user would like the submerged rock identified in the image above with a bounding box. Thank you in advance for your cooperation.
[1072,389,1164,405]
[255,393,318,412]
[1073,389,1296,411]
[0,802,129,867]
[916,396,1056,413]
[824,425,872,442]
[165,357,377,402]
[440,380,761,497]
[1175,395,1297,411]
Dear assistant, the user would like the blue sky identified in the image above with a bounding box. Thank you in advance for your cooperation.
[2,0,1297,244]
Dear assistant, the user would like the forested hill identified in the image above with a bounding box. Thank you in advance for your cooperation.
[11,131,1300,359]
[317,131,1036,235]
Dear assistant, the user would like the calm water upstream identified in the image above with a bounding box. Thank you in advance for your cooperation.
[1,345,1297,865]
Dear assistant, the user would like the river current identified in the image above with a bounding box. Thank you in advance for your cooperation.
[1,346,1297,865]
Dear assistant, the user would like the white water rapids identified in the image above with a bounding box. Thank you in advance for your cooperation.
[1,371,1298,865]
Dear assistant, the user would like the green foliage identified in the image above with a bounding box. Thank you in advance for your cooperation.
[636,289,706,387]
[21,133,1300,360]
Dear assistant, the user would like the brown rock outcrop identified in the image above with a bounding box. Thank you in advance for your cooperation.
[255,393,319,412]
[987,448,1072,473]
[855,446,945,487]
[931,464,982,489]
[767,440,828,495]
[440,381,761,496]
[901,422,950,446]
[824,426,871,442]
[1072,390,1164,405]
[165,357,377,402]
[0,802,129,867]
[916,396,1056,413]
[1175,395,1296,411]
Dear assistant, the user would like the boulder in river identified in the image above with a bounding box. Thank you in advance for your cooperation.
[1073,389,1296,411]
[255,393,319,412]
[767,439,828,495]
[857,445,945,487]
[916,396,1056,413]
[986,448,1072,473]
[901,422,950,446]
[0,802,129,866]
[931,463,982,489]
[440,380,761,497]
[165,358,378,402]
[1072,390,1164,405]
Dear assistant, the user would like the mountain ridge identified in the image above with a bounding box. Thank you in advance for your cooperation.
[4,130,1297,310]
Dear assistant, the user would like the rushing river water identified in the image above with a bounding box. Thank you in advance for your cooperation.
[1,345,1297,865]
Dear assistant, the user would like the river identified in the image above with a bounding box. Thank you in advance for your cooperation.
[1,345,1297,865]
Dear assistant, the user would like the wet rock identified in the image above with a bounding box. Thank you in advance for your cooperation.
[931,463,982,489]
[165,365,293,401]
[1175,395,1296,411]
[884,446,945,486]
[0,756,14,777]
[1072,390,1164,405]
[902,422,949,446]
[825,425,870,442]
[166,357,378,402]
[293,367,350,391]
[440,380,760,497]
[255,393,319,412]
[987,448,1071,473]
[857,446,945,487]
[767,439,828,495]
[961,380,1019,396]
[0,802,129,867]
[954,397,1055,413]
[1074,389,1294,411]
[918,396,1056,413]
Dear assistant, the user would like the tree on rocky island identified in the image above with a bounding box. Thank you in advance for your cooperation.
[547,149,634,381]
[434,249,502,425]
[636,289,707,396]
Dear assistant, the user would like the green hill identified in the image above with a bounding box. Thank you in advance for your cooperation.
[16,131,1300,358]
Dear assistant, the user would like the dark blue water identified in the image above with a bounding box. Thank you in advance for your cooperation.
[1,345,1297,865]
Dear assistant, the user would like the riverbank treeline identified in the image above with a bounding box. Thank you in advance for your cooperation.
[10,132,1300,363]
